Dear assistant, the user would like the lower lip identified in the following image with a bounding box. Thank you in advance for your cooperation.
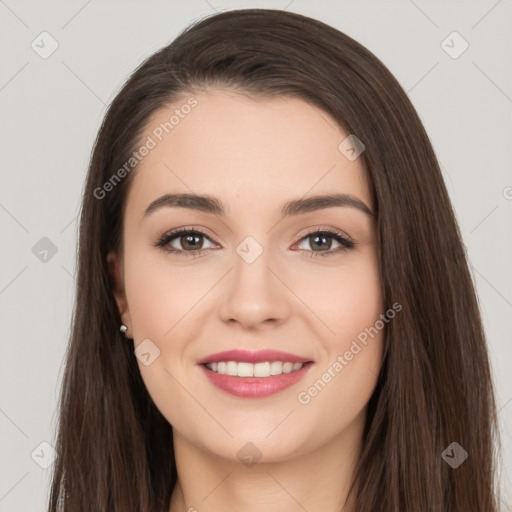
[199,362,313,398]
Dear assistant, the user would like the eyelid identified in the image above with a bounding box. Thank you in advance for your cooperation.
[294,225,354,245]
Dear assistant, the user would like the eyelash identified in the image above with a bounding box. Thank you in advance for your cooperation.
[154,226,356,259]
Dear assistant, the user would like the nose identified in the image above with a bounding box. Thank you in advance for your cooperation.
[218,244,291,330]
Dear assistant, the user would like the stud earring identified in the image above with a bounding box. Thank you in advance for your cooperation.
[120,324,128,337]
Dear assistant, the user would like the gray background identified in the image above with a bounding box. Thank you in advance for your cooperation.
[0,1,511,510]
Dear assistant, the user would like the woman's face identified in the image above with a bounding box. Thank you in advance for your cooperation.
[109,88,385,464]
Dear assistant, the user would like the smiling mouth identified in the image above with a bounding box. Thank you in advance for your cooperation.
[204,360,309,377]
[200,360,314,398]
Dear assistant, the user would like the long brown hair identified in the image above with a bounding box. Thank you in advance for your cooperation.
[48,8,500,511]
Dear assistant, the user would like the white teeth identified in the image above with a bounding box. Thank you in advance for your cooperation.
[226,361,237,376]
[254,362,271,377]
[282,362,293,373]
[270,361,283,375]
[205,360,305,377]
[237,362,254,377]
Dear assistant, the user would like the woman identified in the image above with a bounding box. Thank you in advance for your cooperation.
[48,8,500,512]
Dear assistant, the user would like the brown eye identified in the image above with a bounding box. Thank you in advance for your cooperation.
[155,229,217,257]
[295,229,354,257]
[308,233,334,251]
[178,233,204,251]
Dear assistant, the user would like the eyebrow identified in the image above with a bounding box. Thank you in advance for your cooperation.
[143,192,375,220]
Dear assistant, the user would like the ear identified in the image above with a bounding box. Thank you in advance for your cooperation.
[107,251,132,337]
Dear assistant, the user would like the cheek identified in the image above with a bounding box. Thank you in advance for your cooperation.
[122,250,205,430]
[292,254,384,420]
[335,263,384,344]
[292,252,384,348]
[122,245,213,379]
[123,248,202,340]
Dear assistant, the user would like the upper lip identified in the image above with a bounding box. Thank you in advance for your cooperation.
[197,349,313,365]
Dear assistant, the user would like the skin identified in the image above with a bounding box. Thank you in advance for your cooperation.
[108,88,385,512]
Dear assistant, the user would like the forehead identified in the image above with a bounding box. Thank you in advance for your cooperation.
[125,88,371,217]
